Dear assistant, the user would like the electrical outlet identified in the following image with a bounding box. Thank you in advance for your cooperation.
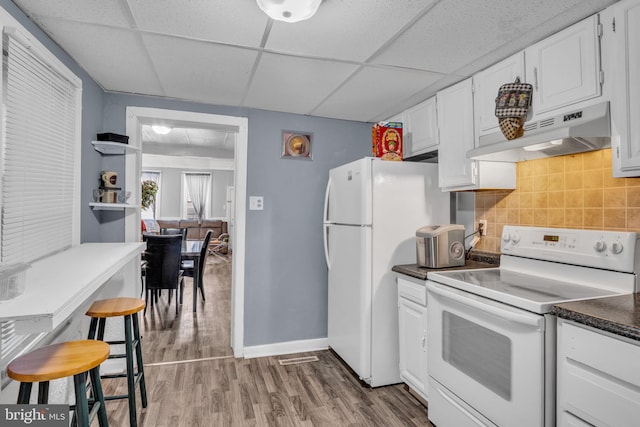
[479,220,487,236]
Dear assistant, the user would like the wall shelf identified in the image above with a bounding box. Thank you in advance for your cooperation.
[91,140,140,155]
[89,202,137,211]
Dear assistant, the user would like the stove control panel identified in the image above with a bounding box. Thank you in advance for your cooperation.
[501,226,639,273]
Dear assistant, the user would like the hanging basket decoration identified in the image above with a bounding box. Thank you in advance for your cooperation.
[494,78,532,140]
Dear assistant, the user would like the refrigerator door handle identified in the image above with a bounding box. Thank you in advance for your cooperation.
[323,223,331,269]
[323,177,333,269]
[323,176,332,223]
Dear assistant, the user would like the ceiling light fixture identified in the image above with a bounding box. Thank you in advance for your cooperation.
[256,0,321,23]
[151,125,172,135]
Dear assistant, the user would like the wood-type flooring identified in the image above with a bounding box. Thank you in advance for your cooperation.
[103,253,433,426]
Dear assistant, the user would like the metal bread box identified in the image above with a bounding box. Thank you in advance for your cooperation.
[416,224,465,268]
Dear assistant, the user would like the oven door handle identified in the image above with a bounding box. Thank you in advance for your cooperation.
[427,282,544,329]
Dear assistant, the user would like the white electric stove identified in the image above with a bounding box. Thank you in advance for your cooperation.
[426,226,640,427]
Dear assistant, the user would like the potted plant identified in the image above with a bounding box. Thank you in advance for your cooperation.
[141,180,158,212]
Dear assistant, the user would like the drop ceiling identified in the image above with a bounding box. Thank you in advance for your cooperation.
[13,0,617,124]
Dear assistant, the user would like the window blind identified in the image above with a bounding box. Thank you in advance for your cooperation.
[0,28,81,375]
[2,30,77,264]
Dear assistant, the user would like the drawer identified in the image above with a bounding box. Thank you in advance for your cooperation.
[397,277,426,306]
[560,321,640,387]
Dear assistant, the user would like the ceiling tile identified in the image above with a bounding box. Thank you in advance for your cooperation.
[243,53,359,115]
[142,33,258,107]
[128,0,268,47]
[265,0,435,62]
[32,18,164,95]
[372,0,612,74]
[312,66,443,122]
[13,0,133,27]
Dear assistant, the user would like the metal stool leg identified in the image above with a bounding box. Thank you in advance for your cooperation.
[89,365,109,427]
[131,313,147,407]
[37,381,49,404]
[17,382,32,404]
[73,372,90,427]
[124,315,137,427]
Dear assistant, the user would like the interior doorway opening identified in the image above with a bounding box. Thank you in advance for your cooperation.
[125,107,247,357]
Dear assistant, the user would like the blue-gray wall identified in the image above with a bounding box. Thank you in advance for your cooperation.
[102,94,371,346]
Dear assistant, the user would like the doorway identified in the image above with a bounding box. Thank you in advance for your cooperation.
[125,107,247,357]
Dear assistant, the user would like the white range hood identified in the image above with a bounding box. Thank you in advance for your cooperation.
[468,102,610,162]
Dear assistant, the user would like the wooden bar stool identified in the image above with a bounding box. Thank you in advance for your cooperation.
[6,340,110,426]
[86,297,147,427]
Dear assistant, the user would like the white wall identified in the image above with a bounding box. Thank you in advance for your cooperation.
[147,166,234,219]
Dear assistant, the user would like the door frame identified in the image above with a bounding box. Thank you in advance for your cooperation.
[125,106,247,357]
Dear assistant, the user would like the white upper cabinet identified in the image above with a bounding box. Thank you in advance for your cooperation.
[403,97,439,159]
[438,79,476,190]
[438,79,515,191]
[525,15,602,119]
[607,0,640,176]
[473,53,526,142]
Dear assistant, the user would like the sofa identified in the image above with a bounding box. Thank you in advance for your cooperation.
[154,219,228,242]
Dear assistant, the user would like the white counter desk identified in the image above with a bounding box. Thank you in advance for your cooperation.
[0,242,145,334]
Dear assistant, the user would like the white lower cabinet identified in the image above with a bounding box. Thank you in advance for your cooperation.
[557,319,640,426]
[397,276,428,400]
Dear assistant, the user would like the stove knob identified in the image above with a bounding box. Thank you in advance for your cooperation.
[510,233,521,244]
[502,233,510,243]
[594,240,607,253]
[611,241,624,254]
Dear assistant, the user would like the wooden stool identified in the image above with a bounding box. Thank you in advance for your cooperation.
[6,340,110,426]
[86,297,147,427]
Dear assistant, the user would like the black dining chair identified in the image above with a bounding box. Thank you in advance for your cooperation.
[142,234,183,315]
[181,230,213,303]
[160,227,187,241]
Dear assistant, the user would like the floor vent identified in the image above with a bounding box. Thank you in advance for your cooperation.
[278,355,319,366]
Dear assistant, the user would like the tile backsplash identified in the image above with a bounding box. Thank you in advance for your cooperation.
[475,148,640,253]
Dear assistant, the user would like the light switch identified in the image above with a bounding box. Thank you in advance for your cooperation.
[249,196,264,210]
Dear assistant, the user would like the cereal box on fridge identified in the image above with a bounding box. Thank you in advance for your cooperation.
[372,121,402,161]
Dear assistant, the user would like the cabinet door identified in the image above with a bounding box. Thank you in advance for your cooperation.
[473,53,525,141]
[437,78,476,190]
[404,97,439,158]
[610,0,640,175]
[557,320,640,427]
[398,297,428,399]
[525,15,601,117]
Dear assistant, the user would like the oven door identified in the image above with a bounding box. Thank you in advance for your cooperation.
[427,281,546,427]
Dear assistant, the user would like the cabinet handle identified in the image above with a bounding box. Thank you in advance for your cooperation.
[422,333,426,350]
[534,67,538,91]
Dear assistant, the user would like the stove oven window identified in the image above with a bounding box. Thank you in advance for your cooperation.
[443,312,512,400]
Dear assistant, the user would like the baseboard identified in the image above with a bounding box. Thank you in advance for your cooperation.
[243,337,328,359]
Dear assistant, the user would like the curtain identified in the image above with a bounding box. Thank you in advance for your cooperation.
[185,173,211,222]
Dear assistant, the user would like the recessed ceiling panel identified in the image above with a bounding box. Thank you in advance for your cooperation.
[142,33,258,107]
[32,18,164,95]
[265,0,435,62]
[244,53,359,115]
[313,66,443,122]
[128,0,268,47]
[13,0,133,27]
[372,0,614,74]
[141,125,234,159]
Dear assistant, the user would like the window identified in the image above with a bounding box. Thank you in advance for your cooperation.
[183,173,211,221]
[0,25,82,382]
[141,171,161,219]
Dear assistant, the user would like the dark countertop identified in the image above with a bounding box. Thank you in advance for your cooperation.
[392,251,499,281]
[552,294,640,342]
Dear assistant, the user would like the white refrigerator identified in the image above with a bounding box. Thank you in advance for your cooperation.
[323,157,450,387]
